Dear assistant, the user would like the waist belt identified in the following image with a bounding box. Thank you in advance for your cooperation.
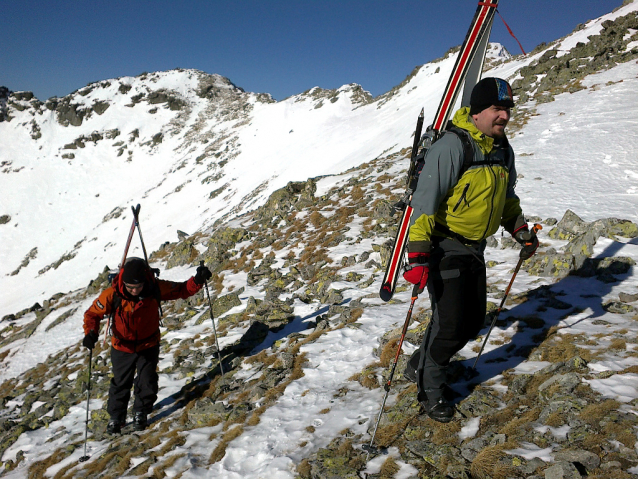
[433,223,481,246]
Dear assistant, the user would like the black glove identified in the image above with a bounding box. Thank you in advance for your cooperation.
[513,225,539,260]
[194,265,212,285]
[83,330,99,350]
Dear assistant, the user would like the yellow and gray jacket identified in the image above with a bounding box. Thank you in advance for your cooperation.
[408,107,525,253]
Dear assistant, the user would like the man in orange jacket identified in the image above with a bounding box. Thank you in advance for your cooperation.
[82,257,212,433]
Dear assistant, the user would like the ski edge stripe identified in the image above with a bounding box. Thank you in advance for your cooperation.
[384,205,413,285]
[432,1,498,131]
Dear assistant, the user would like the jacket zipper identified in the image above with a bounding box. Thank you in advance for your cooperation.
[481,161,499,239]
[453,183,470,212]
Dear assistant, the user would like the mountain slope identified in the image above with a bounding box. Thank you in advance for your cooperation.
[0,2,638,478]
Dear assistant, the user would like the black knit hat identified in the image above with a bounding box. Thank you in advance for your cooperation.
[469,77,515,115]
[121,257,148,285]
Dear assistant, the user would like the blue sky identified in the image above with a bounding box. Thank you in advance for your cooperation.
[2,0,619,101]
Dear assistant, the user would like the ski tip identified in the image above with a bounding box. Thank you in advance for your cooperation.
[379,284,394,302]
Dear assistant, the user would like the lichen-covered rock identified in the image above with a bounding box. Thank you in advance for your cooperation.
[186,397,229,428]
[525,253,575,278]
[166,241,199,268]
[213,292,242,318]
[201,227,246,272]
[258,180,317,220]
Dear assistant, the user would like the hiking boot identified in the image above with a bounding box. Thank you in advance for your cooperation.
[106,419,124,434]
[133,412,147,431]
[421,397,455,423]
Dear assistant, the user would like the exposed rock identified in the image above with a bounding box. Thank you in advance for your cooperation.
[553,449,600,473]
[213,292,242,318]
[544,461,582,479]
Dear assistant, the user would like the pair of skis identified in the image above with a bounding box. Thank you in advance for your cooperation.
[103,204,160,344]
[379,0,500,302]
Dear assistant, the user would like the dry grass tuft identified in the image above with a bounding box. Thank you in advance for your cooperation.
[290,352,309,380]
[603,421,637,448]
[545,411,567,428]
[350,186,365,201]
[247,405,267,427]
[153,453,186,477]
[360,371,380,390]
[28,448,74,479]
[379,338,401,367]
[580,399,621,428]
[538,333,596,363]
[296,458,312,478]
[308,211,326,228]
[371,416,414,448]
[245,349,277,366]
[337,439,354,456]
[498,407,540,436]
[431,421,461,445]
[379,456,401,477]
[609,337,627,350]
[470,444,517,479]
[209,425,244,464]
[346,307,363,324]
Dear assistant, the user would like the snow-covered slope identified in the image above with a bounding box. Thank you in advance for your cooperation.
[0,61,447,317]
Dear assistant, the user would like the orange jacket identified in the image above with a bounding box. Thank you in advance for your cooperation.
[83,276,202,353]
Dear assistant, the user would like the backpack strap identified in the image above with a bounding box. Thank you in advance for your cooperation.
[109,290,123,335]
[444,122,475,178]
[444,121,511,177]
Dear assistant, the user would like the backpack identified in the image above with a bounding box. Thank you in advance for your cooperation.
[410,121,510,193]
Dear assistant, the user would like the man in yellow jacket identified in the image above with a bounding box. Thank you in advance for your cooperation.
[82,257,212,433]
[403,78,538,422]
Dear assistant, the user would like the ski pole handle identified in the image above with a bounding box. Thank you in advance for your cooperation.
[526,223,542,247]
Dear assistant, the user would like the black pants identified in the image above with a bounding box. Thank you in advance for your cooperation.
[415,251,486,401]
[107,344,160,421]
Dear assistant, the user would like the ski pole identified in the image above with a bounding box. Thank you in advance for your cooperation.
[364,283,420,457]
[79,348,93,462]
[200,261,224,376]
[472,224,542,370]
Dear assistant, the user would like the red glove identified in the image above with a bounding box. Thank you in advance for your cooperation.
[403,252,430,294]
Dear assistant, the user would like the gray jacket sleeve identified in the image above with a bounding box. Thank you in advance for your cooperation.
[409,133,466,224]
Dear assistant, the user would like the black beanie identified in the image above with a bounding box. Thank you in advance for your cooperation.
[121,257,148,284]
[469,77,515,115]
